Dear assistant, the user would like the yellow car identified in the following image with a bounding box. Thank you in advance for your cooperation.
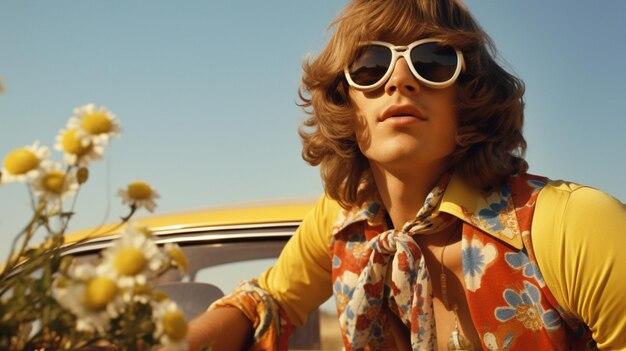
[65,198,342,350]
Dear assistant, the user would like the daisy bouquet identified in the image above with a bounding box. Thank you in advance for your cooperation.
[0,104,190,350]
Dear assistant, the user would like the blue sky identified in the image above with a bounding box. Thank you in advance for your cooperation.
[1,1,625,261]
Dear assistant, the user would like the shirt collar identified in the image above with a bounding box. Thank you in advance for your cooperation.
[331,172,524,249]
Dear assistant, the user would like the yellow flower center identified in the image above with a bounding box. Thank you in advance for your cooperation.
[42,171,66,194]
[168,248,188,272]
[3,149,39,175]
[82,112,112,134]
[163,310,188,341]
[84,277,118,311]
[127,182,152,200]
[114,247,147,276]
[61,130,91,156]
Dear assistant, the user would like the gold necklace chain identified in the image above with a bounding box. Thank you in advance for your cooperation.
[439,221,475,351]
[439,221,460,310]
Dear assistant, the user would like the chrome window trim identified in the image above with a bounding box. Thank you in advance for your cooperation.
[61,221,302,256]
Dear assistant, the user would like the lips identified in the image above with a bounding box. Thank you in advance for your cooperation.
[380,105,426,122]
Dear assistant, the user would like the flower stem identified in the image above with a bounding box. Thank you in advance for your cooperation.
[0,199,46,285]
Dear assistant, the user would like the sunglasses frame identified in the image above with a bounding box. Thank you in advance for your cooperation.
[344,38,465,92]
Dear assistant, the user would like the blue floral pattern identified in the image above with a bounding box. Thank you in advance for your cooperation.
[470,184,521,241]
[495,281,561,331]
[505,249,545,287]
[462,237,497,291]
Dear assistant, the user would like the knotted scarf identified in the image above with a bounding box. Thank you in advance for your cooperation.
[340,175,454,350]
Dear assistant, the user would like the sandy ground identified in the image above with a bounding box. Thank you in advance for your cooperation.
[319,311,344,350]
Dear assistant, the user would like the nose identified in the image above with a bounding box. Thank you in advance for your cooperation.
[385,57,419,94]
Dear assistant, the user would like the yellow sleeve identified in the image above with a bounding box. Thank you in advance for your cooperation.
[532,181,626,349]
[257,194,340,326]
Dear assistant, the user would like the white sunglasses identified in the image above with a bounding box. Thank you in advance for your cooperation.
[344,38,465,91]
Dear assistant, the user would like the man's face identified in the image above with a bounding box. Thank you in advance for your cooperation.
[349,55,459,175]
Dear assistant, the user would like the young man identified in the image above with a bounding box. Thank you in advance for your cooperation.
[187,1,626,350]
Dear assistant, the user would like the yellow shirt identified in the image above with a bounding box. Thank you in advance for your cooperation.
[258,176,626,349]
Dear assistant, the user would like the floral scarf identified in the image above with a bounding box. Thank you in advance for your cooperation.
[339,175,453,350]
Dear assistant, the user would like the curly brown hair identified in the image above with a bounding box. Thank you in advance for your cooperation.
[299,0,528,209]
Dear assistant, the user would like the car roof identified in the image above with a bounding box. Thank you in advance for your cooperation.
[64,197,317,245]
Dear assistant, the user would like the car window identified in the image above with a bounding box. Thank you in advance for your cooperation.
[195,257,274,294]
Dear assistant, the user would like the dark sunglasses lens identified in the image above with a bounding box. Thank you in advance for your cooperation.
[348,45,392,86]
[410,42,458,83]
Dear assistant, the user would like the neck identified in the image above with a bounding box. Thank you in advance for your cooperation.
[371,161,449,229]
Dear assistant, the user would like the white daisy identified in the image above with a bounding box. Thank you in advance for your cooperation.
[118,181,160,212]
[52,263,124,334]
[99,225,165,288]
[32,162,79,205]
[67,103,121,145]
[54,128,104,167]
[1,141,49,184]
[152,299,189,351]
